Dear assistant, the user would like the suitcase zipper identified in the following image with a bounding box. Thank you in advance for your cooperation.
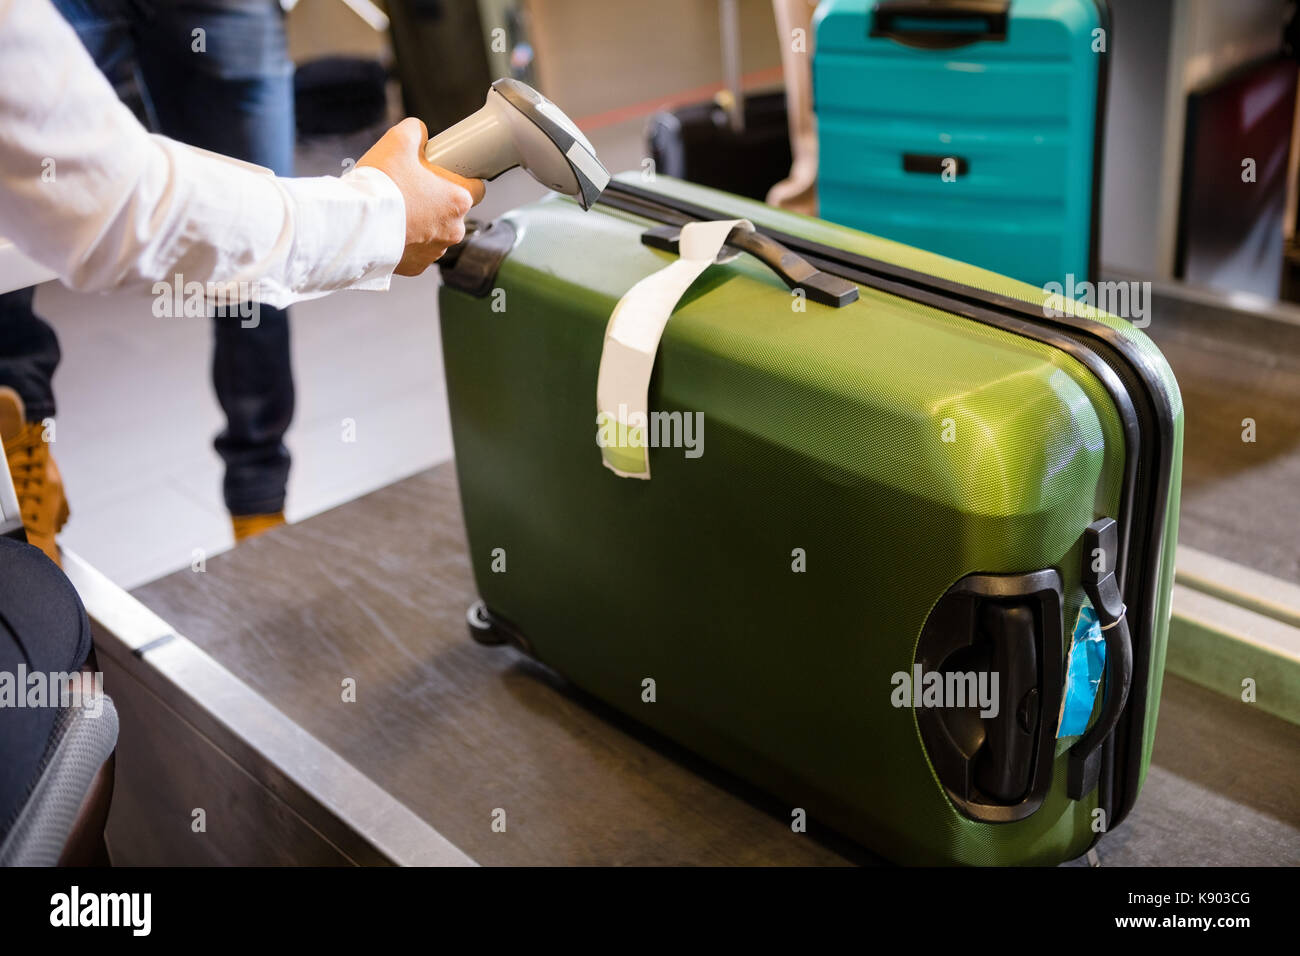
[595,179,1176,832]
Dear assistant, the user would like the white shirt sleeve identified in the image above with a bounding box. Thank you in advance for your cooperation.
[0,0,407,310]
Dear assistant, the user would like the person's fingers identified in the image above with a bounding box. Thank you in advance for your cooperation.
[418,151,485,204]
[430,166,486,206]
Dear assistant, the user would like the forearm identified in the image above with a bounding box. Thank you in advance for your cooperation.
[55,135,408,308]
[0,0,406,308]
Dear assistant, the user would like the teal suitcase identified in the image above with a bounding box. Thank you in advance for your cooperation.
[437,175,1182,865]
[814,0,1109,288]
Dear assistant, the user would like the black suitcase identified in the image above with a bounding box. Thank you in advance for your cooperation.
[644,0,791,201]
[294,57,388,137]
[645,90,792,201]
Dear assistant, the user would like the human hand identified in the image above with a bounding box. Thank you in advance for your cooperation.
[356,117,486,276]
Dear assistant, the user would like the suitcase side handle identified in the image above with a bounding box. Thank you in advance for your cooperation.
[903,152,970,177]
[641,225,859,307]
[1067,518,1134,801]
[871,0,1009,50]
[913,569,1065,823]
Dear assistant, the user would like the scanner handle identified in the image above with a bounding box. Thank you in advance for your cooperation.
[423,101,518,181]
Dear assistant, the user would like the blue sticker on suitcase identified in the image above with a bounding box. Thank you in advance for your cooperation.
[1058,599,1107,739]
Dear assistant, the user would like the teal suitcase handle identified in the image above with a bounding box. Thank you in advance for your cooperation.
[871,0,1010,49]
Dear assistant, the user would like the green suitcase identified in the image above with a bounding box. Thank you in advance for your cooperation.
[437,175,1183,865]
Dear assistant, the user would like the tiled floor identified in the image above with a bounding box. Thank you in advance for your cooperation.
[39,117,648,589]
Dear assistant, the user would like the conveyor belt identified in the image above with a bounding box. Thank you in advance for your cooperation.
[1144,292,1300,586]
[131,464,1300,865]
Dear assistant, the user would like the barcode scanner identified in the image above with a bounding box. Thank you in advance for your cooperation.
[424,78,610,210]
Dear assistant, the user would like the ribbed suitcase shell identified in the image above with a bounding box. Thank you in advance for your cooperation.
[438,176,1182,864]
[814,0,1107,288]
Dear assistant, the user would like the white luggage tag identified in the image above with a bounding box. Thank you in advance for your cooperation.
[595,218,751,479]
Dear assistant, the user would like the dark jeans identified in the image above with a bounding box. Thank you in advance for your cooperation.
[0,0,296,516]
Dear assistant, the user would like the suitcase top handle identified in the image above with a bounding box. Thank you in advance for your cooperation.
[641,225,859,308]
[599,219,856,480]
[871,0,1010,50]
[600,219,758,479]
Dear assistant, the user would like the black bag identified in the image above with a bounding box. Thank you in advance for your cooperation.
[0,538,93,831]
[294,57,389,137]
[646,91,792,201]
[645,0,792,201]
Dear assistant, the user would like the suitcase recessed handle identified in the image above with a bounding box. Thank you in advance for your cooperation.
[974,602,1040,803]
[1067,518,1134,801]
[903,153,969,177]
[913,569,1064,823]
[641,225,859,307]
[871,0,1009,49]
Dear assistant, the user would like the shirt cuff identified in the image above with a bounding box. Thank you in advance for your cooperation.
[277,165,406,302]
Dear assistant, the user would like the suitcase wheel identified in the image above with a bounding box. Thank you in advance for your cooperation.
[466,600,509,646]
[466,600,536,656]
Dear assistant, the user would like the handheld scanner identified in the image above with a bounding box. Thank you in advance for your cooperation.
[424,78,610,210]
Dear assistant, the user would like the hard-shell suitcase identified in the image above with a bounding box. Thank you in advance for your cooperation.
[646,91,793,202]
[437,175,1182,865]
[814,0,1109,288]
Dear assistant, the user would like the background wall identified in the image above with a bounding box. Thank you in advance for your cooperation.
[523,0,782,123]
[286,0,389,62]
[1099,0,1174,275]
[1101,0,1290,279]
[1180,0,1290,90]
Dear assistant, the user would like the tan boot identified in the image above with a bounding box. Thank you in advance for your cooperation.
[231,511,286,542]
[0,386,69,565]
